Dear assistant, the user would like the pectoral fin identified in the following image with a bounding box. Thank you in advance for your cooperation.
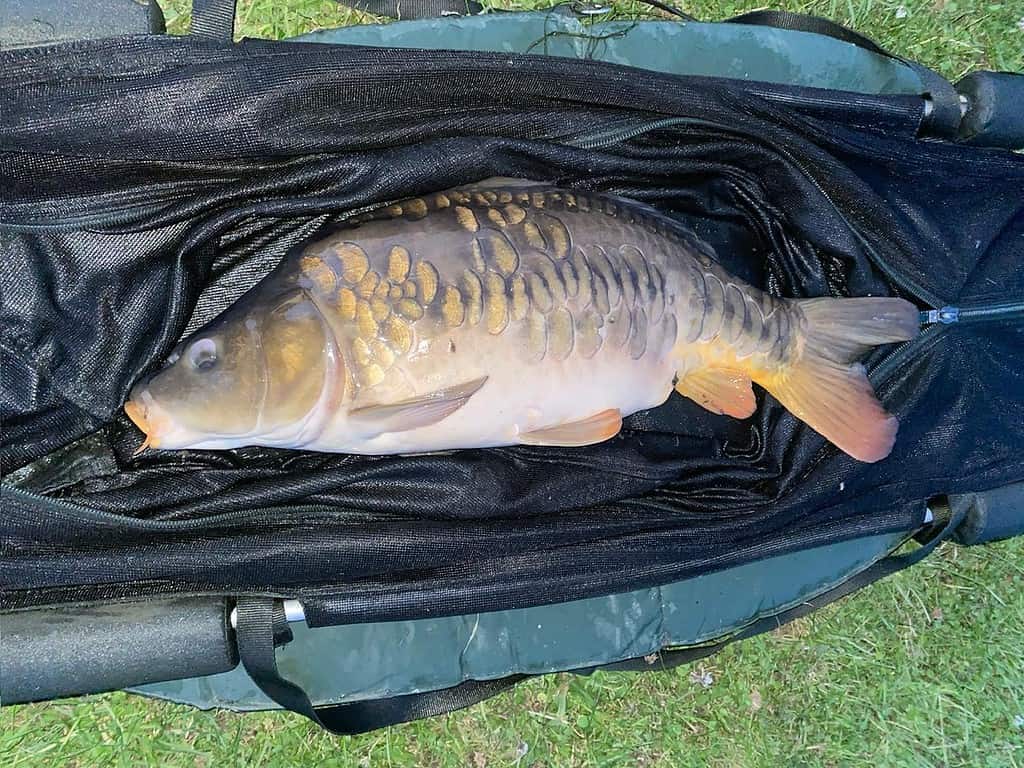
[349,376,488,436]
[675,369,756,419]
[519,408,622,447]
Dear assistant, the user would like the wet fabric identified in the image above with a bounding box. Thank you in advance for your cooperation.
[2,36,1022,620]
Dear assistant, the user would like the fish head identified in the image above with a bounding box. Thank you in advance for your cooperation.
[126,288,339,451]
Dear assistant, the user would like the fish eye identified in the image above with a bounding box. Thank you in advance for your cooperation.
[188,338,218,371]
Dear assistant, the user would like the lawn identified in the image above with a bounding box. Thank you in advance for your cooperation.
[4,1,1023,766]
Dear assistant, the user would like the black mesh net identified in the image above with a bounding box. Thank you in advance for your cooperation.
[2,36,1022,623]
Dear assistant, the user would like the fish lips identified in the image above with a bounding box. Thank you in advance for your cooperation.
[125,382,264,452]
[125,384,176,453]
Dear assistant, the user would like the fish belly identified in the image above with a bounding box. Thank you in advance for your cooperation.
[339,342,678,454]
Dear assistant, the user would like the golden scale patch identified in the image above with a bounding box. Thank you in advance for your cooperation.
[298,190,676,387]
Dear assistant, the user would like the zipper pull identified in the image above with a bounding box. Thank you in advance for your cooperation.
[921,301,1024,326]
[921,306,960,325]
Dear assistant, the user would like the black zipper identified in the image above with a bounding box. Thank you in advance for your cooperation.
[2,483,388,532]
[868,299,1024,382]
[922,301,1024,325]
[1,202,178,232]
[568,116,726,149]
[2,192,423,236]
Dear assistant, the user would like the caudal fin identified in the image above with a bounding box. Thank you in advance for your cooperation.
[760,297,919,463]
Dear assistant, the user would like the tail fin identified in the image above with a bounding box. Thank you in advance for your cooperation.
[760,297,919,463]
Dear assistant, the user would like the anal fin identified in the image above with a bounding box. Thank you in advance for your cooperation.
[519,408,622,447]
[675,369,756,419]
[349,376,488,437]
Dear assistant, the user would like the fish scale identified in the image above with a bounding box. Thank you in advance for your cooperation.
[126,182,920,462]
[300,185,787,396]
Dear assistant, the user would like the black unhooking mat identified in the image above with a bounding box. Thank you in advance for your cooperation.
[2,34,1023,624]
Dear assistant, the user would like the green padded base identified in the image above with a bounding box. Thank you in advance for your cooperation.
[293,12,923,94]
[132,531,906,710]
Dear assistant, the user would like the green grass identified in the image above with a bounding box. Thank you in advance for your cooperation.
[5,2,1023,766]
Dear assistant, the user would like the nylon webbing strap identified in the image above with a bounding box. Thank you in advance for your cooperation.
[337,0,482,19]
[191,0,236,41]
[728,10,890,56]
[236,596,527,734]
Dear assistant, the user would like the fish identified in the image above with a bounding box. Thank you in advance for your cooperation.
[124,180,919,463]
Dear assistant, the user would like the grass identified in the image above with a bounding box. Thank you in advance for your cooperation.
[5,2,1023,766]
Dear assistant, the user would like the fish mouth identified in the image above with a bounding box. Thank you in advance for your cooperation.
[125,387,169,454]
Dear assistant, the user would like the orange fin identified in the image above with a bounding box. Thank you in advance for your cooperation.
[758,296,919,463]
[763,359,898,463]
[675,369,756,419]
[519,408,622,447]
[349,376,488,436]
